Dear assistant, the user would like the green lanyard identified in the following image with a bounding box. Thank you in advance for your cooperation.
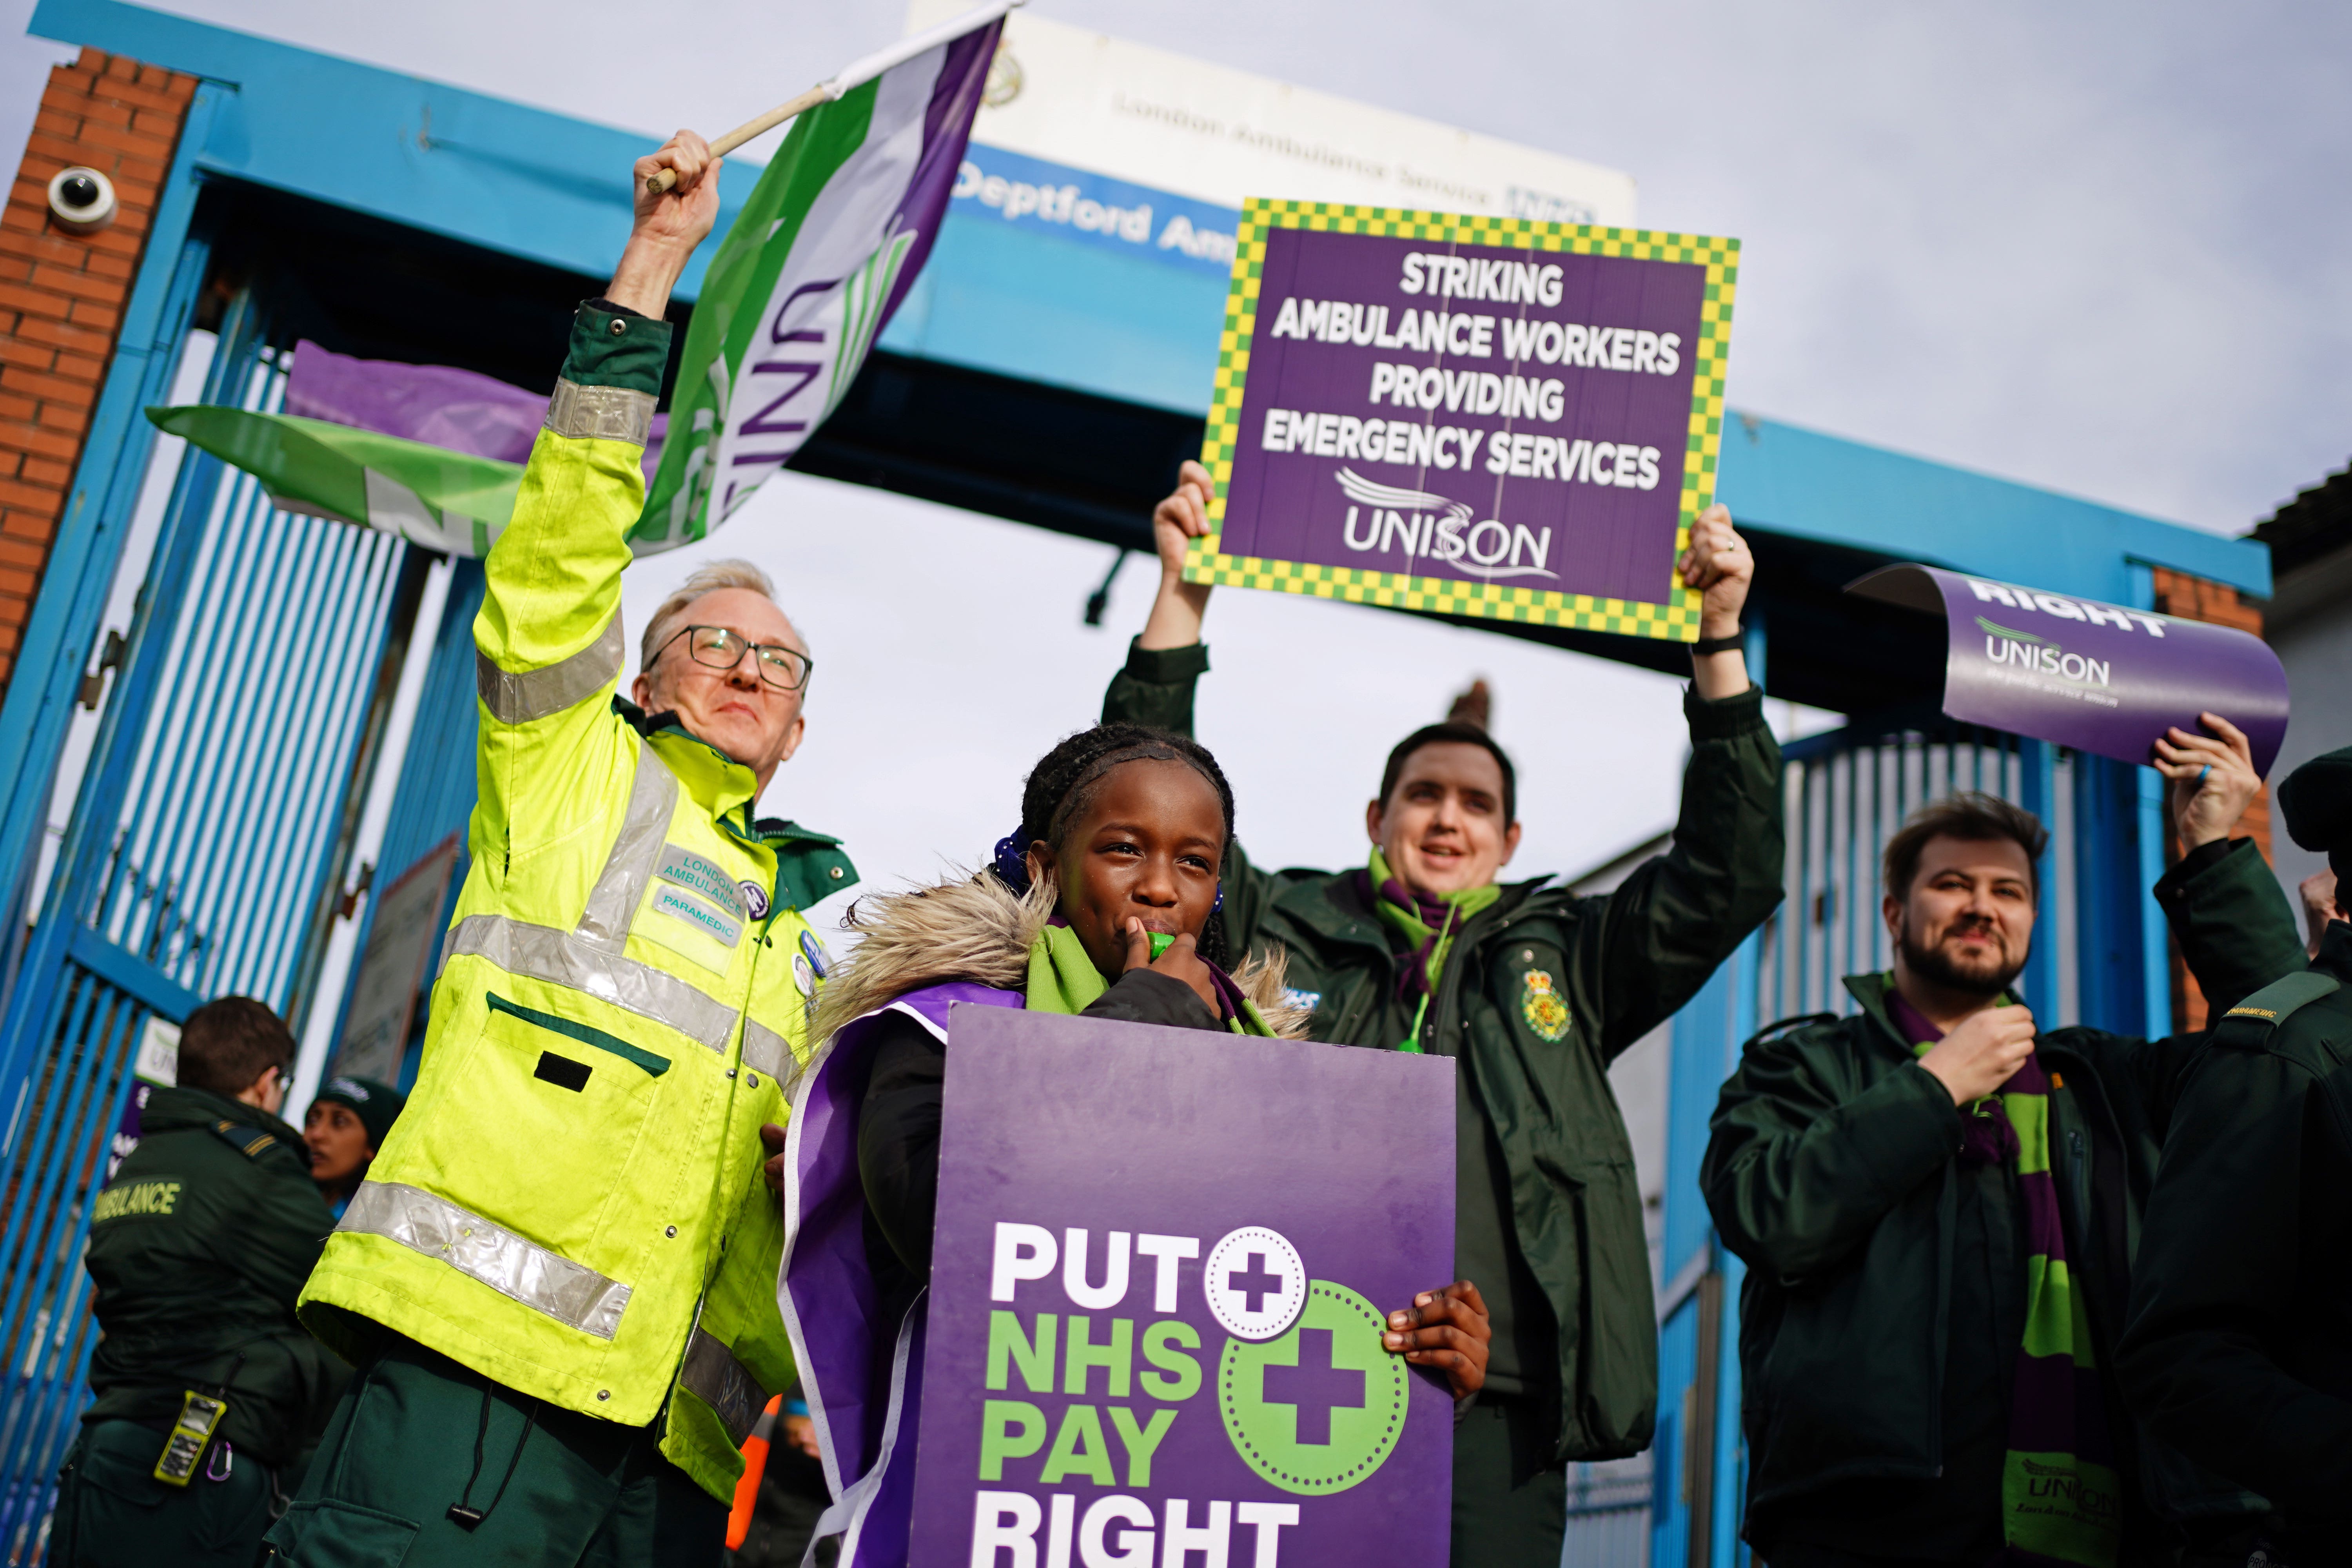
[1395,899,1462,1055]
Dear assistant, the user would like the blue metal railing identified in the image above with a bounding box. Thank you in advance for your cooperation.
[0,295,417,1558]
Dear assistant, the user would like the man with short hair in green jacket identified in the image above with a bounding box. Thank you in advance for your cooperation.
[271,134,853,1566]
[53,996,345,1568]
[1702,720,2304,1568]
[1105,462,1786,1567]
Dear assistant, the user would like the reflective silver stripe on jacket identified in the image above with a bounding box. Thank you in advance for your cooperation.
[740,1019,800,1091]
[442,914,739,1052]
[545,378,656,447]
[576,742,680,948]
[476,613,626,726]
[678,1327,771,1447]
[339,1180,631,1339]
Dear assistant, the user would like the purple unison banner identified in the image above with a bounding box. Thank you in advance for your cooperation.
[1187,200,1739,641]
[908,1005,1457,1568]
[1848,564,2291,776]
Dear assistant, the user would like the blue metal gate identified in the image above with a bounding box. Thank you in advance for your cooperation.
[0,288,426,1558]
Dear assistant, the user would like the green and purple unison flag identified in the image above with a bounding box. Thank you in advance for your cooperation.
[635,15,1002,550]
[144,11,1004,559]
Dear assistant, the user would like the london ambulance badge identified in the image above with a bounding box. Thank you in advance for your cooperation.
[1521,968,1570,1042]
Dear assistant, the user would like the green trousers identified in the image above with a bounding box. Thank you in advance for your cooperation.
[1452,1393,1568,1567]
[52,1419,279,1567]
[262,1335,724,1568]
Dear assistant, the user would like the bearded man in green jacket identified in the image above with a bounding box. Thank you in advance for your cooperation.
[1103,461,1786,1567]
[1703,724,2305,1568]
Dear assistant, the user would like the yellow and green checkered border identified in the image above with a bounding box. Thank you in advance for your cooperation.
[1184,198,1739,643]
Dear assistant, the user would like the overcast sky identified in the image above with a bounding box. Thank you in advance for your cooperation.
[6,0,2349,954]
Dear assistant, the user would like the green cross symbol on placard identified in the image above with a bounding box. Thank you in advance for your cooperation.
[1218,1281,1408,1495]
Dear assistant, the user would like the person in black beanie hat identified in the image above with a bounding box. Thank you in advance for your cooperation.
[2278,744,2352,907]
[2120,742,2352,1563]
[303,1075,405,1220]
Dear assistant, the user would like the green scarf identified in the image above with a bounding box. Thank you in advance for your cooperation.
[1888,984,2119,1568]
[1366,848,1501,1053]
[1024,924,1276,1036]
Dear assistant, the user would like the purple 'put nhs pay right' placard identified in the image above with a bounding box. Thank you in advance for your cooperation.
[909,1005,1457,1568]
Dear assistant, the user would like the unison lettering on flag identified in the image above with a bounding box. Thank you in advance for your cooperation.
[635,18,1000,549]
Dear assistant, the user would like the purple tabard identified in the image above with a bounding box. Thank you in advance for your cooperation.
[1848,564,2291,775]
[1220,226,1707,604]
[908,1004,1456,1568]
[780,982,1022,1568]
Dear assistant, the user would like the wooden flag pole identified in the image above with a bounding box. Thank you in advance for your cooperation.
[646,87,831,193]
[646,0,1024,195]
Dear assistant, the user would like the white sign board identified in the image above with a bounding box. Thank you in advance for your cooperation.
[330,835,461,1084]
[133,1017,180,1087]
[904,3,1637,224]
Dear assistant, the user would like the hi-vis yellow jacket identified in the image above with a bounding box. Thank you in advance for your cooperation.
[300,302,855,1501]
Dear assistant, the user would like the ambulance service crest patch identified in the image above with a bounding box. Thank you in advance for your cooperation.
[1521,968,1570,1042]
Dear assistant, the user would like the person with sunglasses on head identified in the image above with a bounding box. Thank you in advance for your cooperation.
[270,133,854,1566]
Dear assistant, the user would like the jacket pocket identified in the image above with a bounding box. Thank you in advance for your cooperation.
[486,991,671,1077]
[1566,1156,1657,1459]
[268,1499,420,1566]
[394,987,670,1261]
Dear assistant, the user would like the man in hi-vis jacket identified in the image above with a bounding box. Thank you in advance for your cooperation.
[270,134,855,1566]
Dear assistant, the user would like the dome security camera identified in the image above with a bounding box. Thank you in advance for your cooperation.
[46,167,117,234]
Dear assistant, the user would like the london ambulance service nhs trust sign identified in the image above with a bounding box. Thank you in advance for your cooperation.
[1185,199,1739,640]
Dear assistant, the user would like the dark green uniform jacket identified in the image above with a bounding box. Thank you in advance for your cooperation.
[1103,639,1785,1462]
[83,1085,345,1470]
[2119,917,2352,1543]
[1702,838,2306,1553]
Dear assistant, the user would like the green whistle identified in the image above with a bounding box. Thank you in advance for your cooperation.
[1149,932,1175,960]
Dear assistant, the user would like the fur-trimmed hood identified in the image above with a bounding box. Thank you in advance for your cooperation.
[811,870,1311,1042]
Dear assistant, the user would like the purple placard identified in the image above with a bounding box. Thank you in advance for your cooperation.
[1848,564,2292,775]
[1220,226,1708,602]
[909,1005,1456,1568]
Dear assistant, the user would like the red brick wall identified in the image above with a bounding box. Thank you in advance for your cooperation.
[2150,566,2270,1032]
[0,48,198,699]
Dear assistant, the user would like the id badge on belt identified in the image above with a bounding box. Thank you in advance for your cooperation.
[152,1390,229,1486]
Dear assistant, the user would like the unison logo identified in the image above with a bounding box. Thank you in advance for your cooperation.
[1978,616,2112,687]
[1332,468,1556,580]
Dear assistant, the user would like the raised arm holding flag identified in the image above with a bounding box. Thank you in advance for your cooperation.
[265,130,839,1568]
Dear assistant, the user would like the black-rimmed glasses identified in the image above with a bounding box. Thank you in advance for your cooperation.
[659,624,813,692]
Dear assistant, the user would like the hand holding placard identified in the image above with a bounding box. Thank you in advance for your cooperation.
[2155,713,2262,850]
[1383,1280,1490,1399]
[1142,461,1217,653]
